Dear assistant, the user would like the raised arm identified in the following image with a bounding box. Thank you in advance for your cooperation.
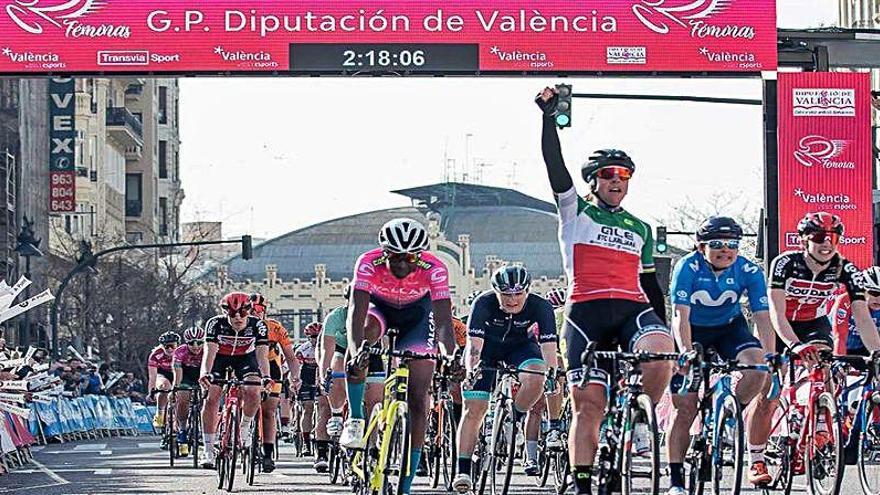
[536,87,574,194]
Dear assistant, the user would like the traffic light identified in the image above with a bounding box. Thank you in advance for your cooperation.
[554,84,572,128]
[242,235,253,260]
[655,226,668,254]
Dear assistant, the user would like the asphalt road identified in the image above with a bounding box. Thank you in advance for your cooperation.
[0,435,870,495]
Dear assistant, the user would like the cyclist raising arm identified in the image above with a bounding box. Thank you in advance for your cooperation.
[536,86,674,495]
[342,218,456,495]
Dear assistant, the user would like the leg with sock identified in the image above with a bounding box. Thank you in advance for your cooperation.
[573,465,593,495]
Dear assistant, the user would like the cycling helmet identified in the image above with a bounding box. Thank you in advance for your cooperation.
[797,212,844,236]
[860,266,880,291]
[378,218,429,254]
[220,291,252,314]
[158,331,180,345]
[183,326,205,342]
[303,322,322,337]
[696,216,744,242]
[491,266,531,294]
[464,290,483,307]
[545,287,567,309]
[581,149,636,183]
[250,293,268,315]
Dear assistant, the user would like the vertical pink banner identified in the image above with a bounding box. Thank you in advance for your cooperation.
[777,72,874,268]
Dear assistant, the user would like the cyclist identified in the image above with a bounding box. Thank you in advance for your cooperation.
[453,266,558,492]
[294,321,321,457]
[148,331,180,431]
[536,87,674,495]
[832,266,880,464]
[315,283,386,471]
[665,217,774,495]
[341,218,457,495]
[198,292,271,469]
[171,326,205,457]
[250,293,298,473]
[522,287,568,475]
[748,212,880,484]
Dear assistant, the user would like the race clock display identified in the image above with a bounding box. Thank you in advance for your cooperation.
[289,43,479,73]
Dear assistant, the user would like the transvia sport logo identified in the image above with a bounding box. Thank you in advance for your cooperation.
[793,135,855,170]
[5,0,131,38]
[630,0,756,40]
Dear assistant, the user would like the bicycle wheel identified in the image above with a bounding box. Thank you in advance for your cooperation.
[329,441,341,484]
[216,410,229,489]
[428,406,441,489]
[381,408,412,495]
[553,449,570,495]
[225,406,239,492]
[246,421,259,486]
[166,402,176,467]
[685,433,707,495]
[763,398,795,495]
[478,401,515,495]
[439,400,458,490]
[711,394,744,495]
[190,404,201,469]
[806,392,844,495]
[621,393,660,495]
[858,398,880,495]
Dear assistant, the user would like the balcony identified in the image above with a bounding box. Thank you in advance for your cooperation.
[106,107,143,148]
[125,84,144,101]
[124,145,142,161]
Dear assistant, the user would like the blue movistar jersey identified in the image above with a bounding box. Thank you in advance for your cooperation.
[670,251,770,327]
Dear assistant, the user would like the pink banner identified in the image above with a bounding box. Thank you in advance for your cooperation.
[0,0,776,74]
[777,72,874,269]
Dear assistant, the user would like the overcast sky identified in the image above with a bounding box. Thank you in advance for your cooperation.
[179,1,839,241]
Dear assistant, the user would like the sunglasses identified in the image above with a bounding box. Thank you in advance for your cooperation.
[867,290,880,298]
[705,239,740,250]
[596,166,632,181]
[163,344,176,350]
[187,341,204,346]
[226,308,249,318]
[386,252,420,264]
[496,286,528,295]
[806,231,840,245]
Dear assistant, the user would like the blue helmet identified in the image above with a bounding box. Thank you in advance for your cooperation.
[696,216,743,242]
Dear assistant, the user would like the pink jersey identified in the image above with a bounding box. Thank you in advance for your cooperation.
[172,344,202,368]
[352,248,451,308]
[147,346,173,372]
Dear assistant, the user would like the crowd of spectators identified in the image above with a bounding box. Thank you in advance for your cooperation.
[0,337,149,402]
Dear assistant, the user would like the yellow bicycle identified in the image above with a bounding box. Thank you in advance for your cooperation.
[349,327,438,495]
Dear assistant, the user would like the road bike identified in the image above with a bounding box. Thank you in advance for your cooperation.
[580,346,681,495]
[212,375,263,492]
[348,327,438,495]
[425,358,458,491]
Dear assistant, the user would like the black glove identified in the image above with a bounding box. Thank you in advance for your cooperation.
[535,90,559,117]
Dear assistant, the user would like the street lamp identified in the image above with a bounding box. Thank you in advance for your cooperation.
[15,216,43,349]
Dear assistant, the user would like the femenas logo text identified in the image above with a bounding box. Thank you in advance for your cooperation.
[5,0,130,38]
[631,0,755,39]
[793,135,855,169]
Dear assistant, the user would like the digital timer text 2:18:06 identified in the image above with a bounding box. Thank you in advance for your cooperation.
[341,49,426,67]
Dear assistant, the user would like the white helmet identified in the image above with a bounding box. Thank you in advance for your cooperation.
[378,218,429,254]
[183,326,205,342]
[861,266,880,291]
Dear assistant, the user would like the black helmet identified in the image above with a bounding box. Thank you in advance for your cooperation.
[581,149,635,183]
[158,331,180,345]
[491,266,531,294]
[696,217,744,242]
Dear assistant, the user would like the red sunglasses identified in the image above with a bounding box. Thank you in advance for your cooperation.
[806,231,840,245]
[596,166,632,181]
[226,308,249,318]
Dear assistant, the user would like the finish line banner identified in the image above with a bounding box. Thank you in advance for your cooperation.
[0,0,776,74]
[777,72,874,268]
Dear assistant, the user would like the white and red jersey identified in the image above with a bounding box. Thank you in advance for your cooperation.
[556,187,654,304]
[204,314,269,356]
[352,247,451,308]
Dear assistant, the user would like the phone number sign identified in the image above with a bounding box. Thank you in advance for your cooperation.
[48,77,75,213]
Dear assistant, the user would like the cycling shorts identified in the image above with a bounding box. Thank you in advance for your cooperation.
[180,366,200,388]
[157,368,174,382]
[335,343,385,374]
[211,352,261,381]
[690,316,762,361]
[371,295,434,354]
[464,339,544,401]
[267,360,283,397]
[561,299,670,387]
[297,385,317,402]
[787,317,834,350]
